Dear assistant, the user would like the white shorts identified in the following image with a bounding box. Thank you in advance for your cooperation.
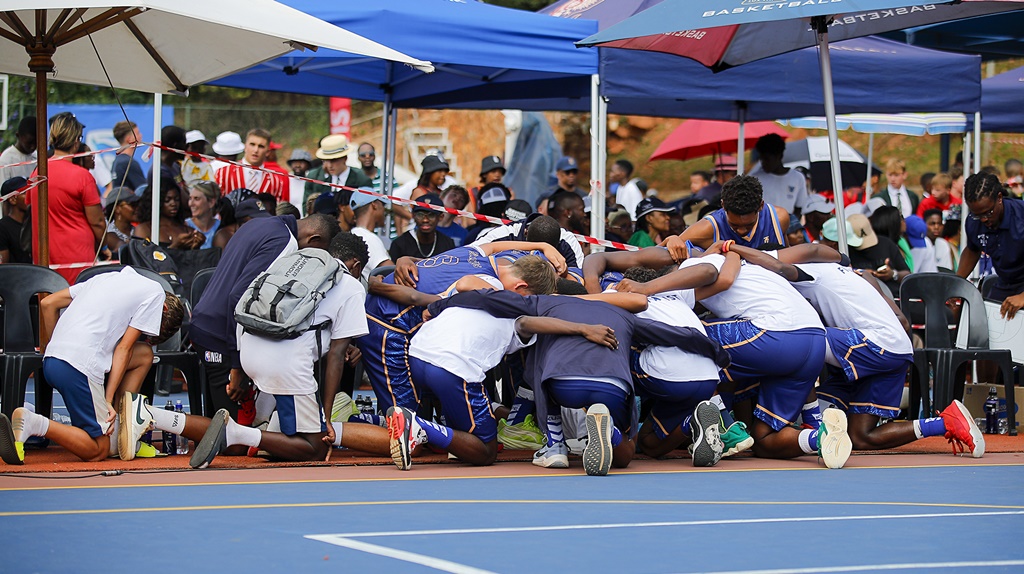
[269,393,326,435]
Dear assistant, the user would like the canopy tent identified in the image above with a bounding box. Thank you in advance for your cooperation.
[881,10,1024,60]
[973,65,1024,133]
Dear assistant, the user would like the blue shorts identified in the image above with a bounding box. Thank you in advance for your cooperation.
[818,327,913,419]
[545,379,631,434]
[43,357,107,438]
[703,320,825,432]
[355,318,421,412]
[273,394,327,435]
[409,357,497,442]
[630,350,718,439]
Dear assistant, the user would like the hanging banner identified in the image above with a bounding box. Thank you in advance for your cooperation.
[330,97,351,136]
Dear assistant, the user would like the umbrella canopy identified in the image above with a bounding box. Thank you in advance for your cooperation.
[650,119,789,162]
[783,113,968,136]
[782,137,878,192]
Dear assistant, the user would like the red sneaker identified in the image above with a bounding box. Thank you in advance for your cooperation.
[237,388,257,427]
[939,400,985,458]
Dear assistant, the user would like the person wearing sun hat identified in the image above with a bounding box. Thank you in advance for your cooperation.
[629,197,676,248]
[303,134,372,211]
[819,214,908,297]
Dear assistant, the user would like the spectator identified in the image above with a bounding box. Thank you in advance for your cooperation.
[27,112,104,283]
[923,208,955,272]
[349,187,394,281]
[147,125,187,205]
[870,205,913,271]
[181,130,214,188]
[629,197,675,248]
[748,134,808,217]
[216,128,288,202]
[786,220,808,246]
[0,116,37,183]
[389,193,455,261]
[610,159,643,221]
[0,176,31,264]
[303,135,371,215]
[185,181,222,249]
[102,186,140,257]
[604,208,633,246]
[547,190,587,235]
[286,149,313,213]
[465,182,511,244]
[109,120,145,191]
[905,214,939,273]
[802,194,834,243]
[821,214,909,297]
[210,131,244,175]
[436,185,470,247]
[264,143,291,202]
[551,156,584,197]
[134,181,203,250]
[916,172,962,221]
[276,201,301,218]
[468,155,509,217]
[873,158,918,218]
[950,165,965,203]
[920,172,936,198]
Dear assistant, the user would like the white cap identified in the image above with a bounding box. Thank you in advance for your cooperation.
[185,130,207,145]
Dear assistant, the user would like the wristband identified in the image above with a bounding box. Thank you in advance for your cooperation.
[722,240,735,253]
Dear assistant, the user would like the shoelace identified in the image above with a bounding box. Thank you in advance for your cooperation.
[945,431,968,456]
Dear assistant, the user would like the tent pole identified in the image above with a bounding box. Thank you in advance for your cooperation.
[865,132,874,200]
[736,106,746,175]
[964,132,972,175]
[974,111,981,174]
[597,89,608,242]
[814,20,848,254]
[589,73,603,243]
[382,63,394,197]
[388,103,398,197]
[152,93,163,245]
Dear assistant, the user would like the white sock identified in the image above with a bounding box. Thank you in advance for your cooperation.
[16,410,50,443]
[332,422,344,446]
[254,392,276,427]
[798,428,817,454]
[912,420,925,440]
[147,404,186,435]
[709,394,727,411]
[225,417,261,448]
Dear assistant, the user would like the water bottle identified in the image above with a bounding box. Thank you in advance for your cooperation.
[998,398,1009,435]
[163,400,176,454]
[357,395,374,415]
[984,387,999,435]
[142,397,153,445]
[174,401,189,455]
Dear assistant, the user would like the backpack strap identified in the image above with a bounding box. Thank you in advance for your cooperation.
[243,275,269,314]
[268,279,297,322]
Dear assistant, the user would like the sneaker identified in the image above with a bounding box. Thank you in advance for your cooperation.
[118,392,153,461]
[818,407,853,469]
[331,392,357,423]
[939,399,985,458]
[720,421,755,458]
[0,413,24,465]
[689,400,724,467]
[497,414,547,451]
[532,441,569,469]
[387,406,423,471]
[237,387,257,427]
[190,409,229,469]
[583,403,613,476]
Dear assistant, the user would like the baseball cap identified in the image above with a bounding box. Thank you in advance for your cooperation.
[349,187,390,211]
[904,215,928,248]
[556,156,578,172]
[269,142,282,151]
[287,149,313,165]
[234,197,271,220]
[104,186,141,208]
[1,176,28,197]
[863,196,887,218]
[420,154,449,174]
[185,130,207,145]
[505,199,533,222]
[480,155,505,176]
[821,217,864,249]
[313,192,339,216]
[212,131,244,156]
[635,196,675,220]
[803,194,835,215]
[847,214,878,249]
[478,183,511,218]
[787,219,805,235]
[413,193,443,214]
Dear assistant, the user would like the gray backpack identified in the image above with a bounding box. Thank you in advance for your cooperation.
[234,248,342,341]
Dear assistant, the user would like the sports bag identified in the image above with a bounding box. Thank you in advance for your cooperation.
[234,248,342,340]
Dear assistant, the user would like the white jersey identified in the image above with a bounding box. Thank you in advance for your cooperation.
[410,276,536,382]
[240,271,369,395]
[792,262,913,355]
[47,267,165,383]
[685,254,822,332]
[636,289,721,382]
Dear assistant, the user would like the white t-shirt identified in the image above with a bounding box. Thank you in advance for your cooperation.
[635,289,721,382]
[240,270,369,395]
[888,185,915,219]
[748,165,808,215]
[910,243,939,273]
[351,226,391,282]
[46,267,165,383]
[791,262,913,355]
[617,178,644,221]
[685,254,822,332]
[472,221,585,267]
[933,237,955,270]
[410,275,535,382]
[0,145,37,183]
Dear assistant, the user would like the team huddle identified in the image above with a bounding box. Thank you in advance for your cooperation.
[0,182,986,476]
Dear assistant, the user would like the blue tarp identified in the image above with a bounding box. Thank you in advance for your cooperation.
[210,0,598,104]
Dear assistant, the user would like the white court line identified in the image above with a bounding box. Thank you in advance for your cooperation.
[316,509,1024,538]
[305,535,496,574]
[704,560,1024,573]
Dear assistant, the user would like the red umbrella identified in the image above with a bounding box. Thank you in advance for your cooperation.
[649,119,789,162]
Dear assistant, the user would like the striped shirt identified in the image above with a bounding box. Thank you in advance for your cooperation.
[215,161,288,200]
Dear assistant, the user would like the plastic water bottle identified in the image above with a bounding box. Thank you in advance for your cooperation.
[984,387,999,435]
[163,400,176,454]
[174,401,189,455]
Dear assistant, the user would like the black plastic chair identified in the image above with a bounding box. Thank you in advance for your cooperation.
[189,267,217,307]
[0,265,69,420]
[900,273,1016,434]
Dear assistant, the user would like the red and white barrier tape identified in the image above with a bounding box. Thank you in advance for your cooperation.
[0,176,46,204]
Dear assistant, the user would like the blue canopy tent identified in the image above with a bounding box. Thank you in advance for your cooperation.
[974,65,1024,133]
[880,10,1024,60]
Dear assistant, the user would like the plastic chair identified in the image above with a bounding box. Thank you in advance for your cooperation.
[899,273,1016,434]
[0,265,69,419]
[189,267,217,307]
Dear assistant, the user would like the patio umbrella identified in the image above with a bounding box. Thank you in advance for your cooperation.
[577,0,1024,253]
[649,119,789,162]
[0,1,432,265]
[781,136,879,194]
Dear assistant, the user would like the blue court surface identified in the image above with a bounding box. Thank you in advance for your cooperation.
[2,461,1023,573]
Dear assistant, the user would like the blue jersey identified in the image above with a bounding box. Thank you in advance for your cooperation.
[704,203,785,247]
[565,266,622,292]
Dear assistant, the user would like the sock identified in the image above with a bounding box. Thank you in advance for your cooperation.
[254,392,277,427]
[350,413,385,427]
[680,414,693,438]
[332,422,344,446]
[916,417,946,439]
[802,401,822,429]
[611,427,623,447]
[147,404,186,435]
[798,428,819,454]
[508,387,536,426]
[15,411,50,443]
[225,417,261,448]
[415,415,453,449]
[491,401,504,414]
[546,413,564,446]
[709,396,738,428]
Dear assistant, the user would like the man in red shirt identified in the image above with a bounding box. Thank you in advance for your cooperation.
[215,128,288,201]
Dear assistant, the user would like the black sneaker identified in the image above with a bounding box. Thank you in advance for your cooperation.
[689,400,724,467]
[190,409,229,469]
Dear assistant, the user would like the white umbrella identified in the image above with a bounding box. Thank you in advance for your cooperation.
[0,1,433,265]
[782,113,967,137]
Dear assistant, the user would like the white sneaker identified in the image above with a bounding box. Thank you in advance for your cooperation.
[818,408,853,469]
[532,441,569,469]
[118,392,152,461]
[583,403,613,476]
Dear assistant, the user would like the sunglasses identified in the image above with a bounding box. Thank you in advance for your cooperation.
[358,152,375,158]
[968,198,1000,222]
